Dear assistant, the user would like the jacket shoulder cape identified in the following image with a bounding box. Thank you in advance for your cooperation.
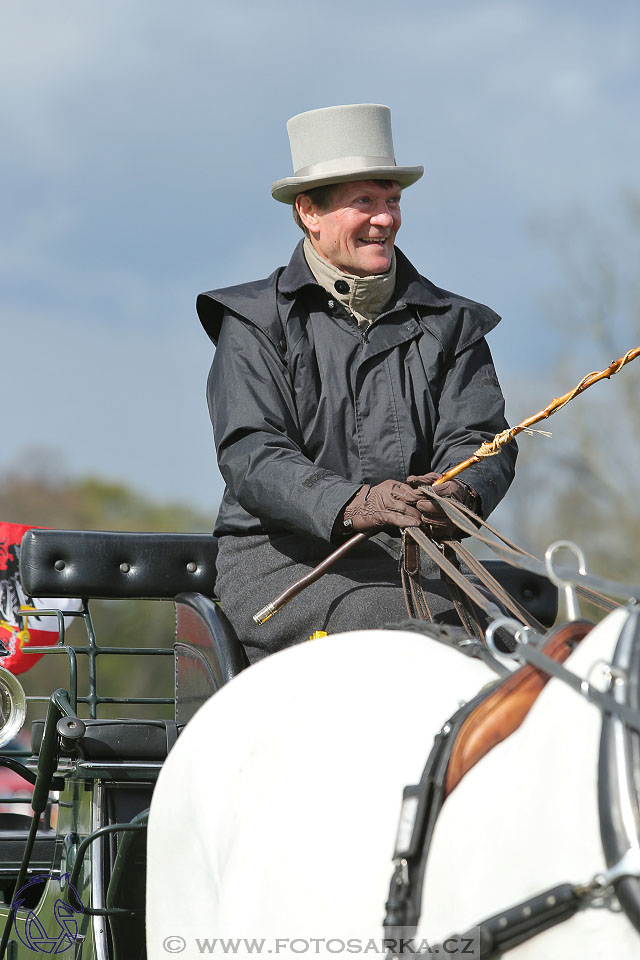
[196,245,502,359]
[196,269,284,350]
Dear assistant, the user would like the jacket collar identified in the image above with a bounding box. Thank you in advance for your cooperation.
[279,240,452,311]
[197,240,459,348]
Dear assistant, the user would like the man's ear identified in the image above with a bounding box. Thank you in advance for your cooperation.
[296,195,320,237]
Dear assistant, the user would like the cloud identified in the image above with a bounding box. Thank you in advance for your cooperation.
[1,0,638,508]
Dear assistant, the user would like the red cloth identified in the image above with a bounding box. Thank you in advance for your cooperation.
[0,521,81,674]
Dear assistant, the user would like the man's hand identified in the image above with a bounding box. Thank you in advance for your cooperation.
[341,480,423,534]
[406,472,480,540]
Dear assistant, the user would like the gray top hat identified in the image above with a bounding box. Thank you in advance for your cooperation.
[271,103,424,205]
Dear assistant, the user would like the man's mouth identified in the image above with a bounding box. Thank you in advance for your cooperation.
[358,238,388,246]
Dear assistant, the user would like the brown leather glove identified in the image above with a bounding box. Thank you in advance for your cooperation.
[406,471,480,540]
[341,480,423,534]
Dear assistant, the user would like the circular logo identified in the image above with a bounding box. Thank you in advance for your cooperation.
[11,872,84,955]
[163,935,187,953]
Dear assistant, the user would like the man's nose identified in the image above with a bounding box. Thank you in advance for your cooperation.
[370,208,394,228]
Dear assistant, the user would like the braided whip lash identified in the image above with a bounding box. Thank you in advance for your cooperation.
[253,346,640,624]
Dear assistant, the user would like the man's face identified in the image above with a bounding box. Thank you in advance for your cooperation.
[297,180,402,277]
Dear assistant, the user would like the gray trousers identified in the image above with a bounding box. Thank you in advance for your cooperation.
[215,532,486,664]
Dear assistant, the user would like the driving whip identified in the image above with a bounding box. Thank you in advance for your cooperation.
[253,346,640,624]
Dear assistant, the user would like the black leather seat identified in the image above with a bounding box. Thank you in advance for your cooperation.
[19,528,249,724]
[19,528,220,599]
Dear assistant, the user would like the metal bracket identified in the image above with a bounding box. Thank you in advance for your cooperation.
[545,540,587,622]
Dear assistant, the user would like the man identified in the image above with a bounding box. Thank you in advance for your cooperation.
[197,104,516,663]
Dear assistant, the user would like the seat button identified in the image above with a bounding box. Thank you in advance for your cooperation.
[334,279,349,294]
[54,560,65,571]
[186,562,197,573]
[120,562,130,573]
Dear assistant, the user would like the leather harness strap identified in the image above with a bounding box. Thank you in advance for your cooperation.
[401,536,435,624]
[415,488,624,612]
[401,504,555,640]
[441,543,487,642]
[447,539,549,634]
[401,527,505,628]
[426,883,583,958]
[384,687,496,948]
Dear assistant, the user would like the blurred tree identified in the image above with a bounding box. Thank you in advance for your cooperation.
[505,192,640,583]
[0,449,215,533]
[0,455,217,720]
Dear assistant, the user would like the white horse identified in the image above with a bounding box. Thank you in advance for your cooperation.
[146,609,639,959]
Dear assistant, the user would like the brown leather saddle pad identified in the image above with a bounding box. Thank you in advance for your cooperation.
[445,620,593,796]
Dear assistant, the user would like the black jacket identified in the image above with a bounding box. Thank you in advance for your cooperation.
[197,241,516,541]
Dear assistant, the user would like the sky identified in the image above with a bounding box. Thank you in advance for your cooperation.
[1,0,638,518]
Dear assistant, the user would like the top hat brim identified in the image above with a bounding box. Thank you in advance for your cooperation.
[271,164,424,205]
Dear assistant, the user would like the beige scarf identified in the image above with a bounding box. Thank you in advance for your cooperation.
[303,238,397,331]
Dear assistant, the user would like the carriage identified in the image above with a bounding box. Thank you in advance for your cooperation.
[0,526,638,959]
[0,528,246,959]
